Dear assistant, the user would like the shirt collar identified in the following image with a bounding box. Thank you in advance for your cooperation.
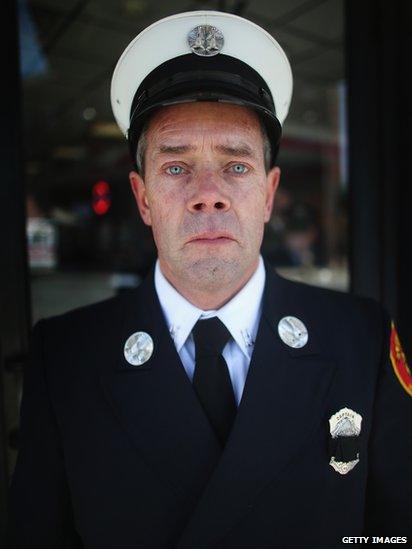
[154,256,266,358]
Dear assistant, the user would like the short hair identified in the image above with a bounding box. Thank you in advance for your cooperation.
[134,111,275,178]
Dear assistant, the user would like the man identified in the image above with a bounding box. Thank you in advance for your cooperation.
[7,10,412,549]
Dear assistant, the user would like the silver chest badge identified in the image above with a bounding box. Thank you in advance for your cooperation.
[124,332,154,366]
[188,25,224,57]
[329,407,362,475]
[277,316,308,348]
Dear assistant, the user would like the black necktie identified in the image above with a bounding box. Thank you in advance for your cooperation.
[192,317,237,447]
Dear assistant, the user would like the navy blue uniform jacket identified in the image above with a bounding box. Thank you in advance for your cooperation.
[6,264,412,548]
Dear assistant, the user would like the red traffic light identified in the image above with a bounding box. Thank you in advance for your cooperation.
[92,180,111,215]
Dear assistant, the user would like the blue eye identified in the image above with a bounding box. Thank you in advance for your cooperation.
[230,163,248,174]
[166,165,184,175]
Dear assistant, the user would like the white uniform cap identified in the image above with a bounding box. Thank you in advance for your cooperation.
[110,10,293,167]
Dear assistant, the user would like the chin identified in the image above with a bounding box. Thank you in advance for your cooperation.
[185,256,243,287]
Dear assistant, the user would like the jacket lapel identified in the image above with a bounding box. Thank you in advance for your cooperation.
[177,265,337,548]
[99,268,221,507]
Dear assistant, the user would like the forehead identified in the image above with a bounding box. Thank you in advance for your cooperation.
[145,102,263,146]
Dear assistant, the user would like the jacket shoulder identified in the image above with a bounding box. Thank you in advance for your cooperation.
[274,269,385,318]
[34,289,137,335]
[270,269,389,357]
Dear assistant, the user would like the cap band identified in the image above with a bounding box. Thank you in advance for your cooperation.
[130,70,275,124]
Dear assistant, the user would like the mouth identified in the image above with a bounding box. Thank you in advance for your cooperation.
[186,232,236,245]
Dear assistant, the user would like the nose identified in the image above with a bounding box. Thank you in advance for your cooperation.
[187,173,231,213]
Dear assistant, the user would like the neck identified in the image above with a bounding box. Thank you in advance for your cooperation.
[159,257,260,310]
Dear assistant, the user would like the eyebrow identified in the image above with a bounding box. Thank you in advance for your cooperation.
[215,143,255,157]
[157,145,195,155]
[155,142,257,158]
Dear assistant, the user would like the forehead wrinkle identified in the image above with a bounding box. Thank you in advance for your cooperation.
[147,108,263,160]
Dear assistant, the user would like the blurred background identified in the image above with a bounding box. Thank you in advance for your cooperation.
[1,0,411,536]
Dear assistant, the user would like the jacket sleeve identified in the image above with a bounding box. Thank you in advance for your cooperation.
[363,308,412,537]
[6,320,83,548]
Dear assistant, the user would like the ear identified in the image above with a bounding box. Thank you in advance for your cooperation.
[129,171,152,226]
[264,166,281,222]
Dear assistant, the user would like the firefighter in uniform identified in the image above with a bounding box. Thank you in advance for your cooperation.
[7,10,412,549]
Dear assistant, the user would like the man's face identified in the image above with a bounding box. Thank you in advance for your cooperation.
[130,102,280,293]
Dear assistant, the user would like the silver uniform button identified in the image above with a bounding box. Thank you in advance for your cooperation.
[124,331,154,366]
[277,316,308,348]
[187,25,224,57]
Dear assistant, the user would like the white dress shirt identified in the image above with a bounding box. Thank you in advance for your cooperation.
[154,256,266,406]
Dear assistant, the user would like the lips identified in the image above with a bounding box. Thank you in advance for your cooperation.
[187,232,235,243]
